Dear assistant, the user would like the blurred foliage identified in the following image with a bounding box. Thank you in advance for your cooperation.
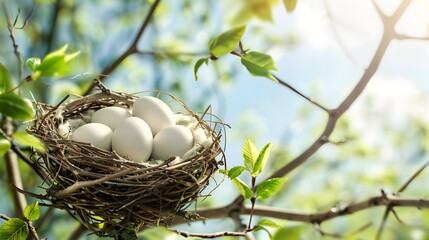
[0,0,429,239]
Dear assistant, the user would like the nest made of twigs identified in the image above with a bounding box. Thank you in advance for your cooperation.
[27,82,225,237]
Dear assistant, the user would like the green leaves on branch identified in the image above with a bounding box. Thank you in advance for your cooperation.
[243,138,273,176]
[0,94,34,120]
[194,26,246,80]
[27,44,80,81]
[209,25,246,58]
[0,202,40,240]
[254,219,282,240]
[241,51,278,82]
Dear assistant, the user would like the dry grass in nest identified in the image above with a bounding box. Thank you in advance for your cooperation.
[27,82,226,237]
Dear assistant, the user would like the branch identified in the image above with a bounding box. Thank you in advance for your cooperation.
[272,74,330,112]
[1,118,27,218]
[83,0,162,95]
[1,0,23,80]
[395,34,429,41]
[173,229,249,239]
[44,0,62,54]
[397,161,429,193]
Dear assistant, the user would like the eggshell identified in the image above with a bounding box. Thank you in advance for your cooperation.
[71,123,113,151]
[91,106,132,130]
[132,96,175,136]
[151,125,194,160]
[112,117,153,163]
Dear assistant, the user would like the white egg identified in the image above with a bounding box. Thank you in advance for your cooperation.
[58,122,71,139]
[132,96,175,136]
[152,125,194,160]
[91,106,132,130]
[71,123,113,151]
[112,117,153,163]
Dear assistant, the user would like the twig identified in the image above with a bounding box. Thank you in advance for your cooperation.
[272,74,330,112]
[1,0,23,80]
[83,0,162,95]
[397,161,429,193]
[172,229,252,239]
[395,34,429,41]
[375,205,391,240]
[136,50,208,58]
[0,214,10,221]
[27,220,40,240]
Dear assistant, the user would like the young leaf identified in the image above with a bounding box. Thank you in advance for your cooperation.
[283,0,298,13]
[257,219,281,229]
[227,166,247,179]
[0,139,11,156]
[0,218,29,240]
[36,54,66,77]
[219,169,229,175]
[23,201,40,222]
[0,94,34,120]
[231,178,253,199]
[252,143,273,176]
[25,58,41,72]
[13,132,45,152]
[240,51,278,82]
[242,138,259,172]
[256,178,286,200]
[209,25,246,58]
[0,63,13,94]
[194,57,209,80]
[254,226,273,240]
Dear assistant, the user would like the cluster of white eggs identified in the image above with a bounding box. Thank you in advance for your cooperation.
[60,96,211,163]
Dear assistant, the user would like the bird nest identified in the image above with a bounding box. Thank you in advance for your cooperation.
[27,81,225,237]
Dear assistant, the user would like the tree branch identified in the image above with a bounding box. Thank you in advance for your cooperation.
[1,0,23,80]
[83,0,162,95]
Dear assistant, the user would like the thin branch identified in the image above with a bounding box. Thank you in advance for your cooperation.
[395,34,429,41]
[2,0,23,80]
[370,0,388,20]
[272,74,330,112]
[27,220,40,240]
[83,0,162,95]
[136,50,208,58]
[172,229,253,239]
[375,205,391,240]
[397,161,429,193]
[14,1,36,29]
[0,214,10,221]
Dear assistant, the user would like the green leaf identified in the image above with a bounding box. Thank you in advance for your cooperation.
[0,63,13,94]
[194,57,209,80]
[25,58,41,72]
[283,0,298,13]
[256,178,286,200]
[36,54,66,77]
[0,218,29,240]
[231,178,253,199]
[274,225,307,240]
[252,143,273,176]
[13,132,45,152]
[257,219,281,229]
[23,201,40,222]
[243,138,259,172]
[0,139,11,156]
[34,44,80,79]
[209,25,246,58]
[219,169,229,175]
[241,51,278,82]
[228,166,247,179]
[0,94,34,120]
[254,226,273,240]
